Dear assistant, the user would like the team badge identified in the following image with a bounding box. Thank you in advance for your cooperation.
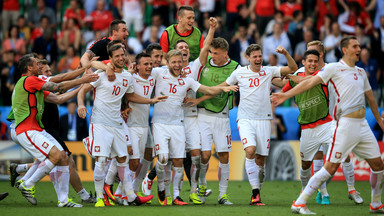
[259,71,266,76]
[183,67,191,75]
[95,146,100,152]
[335,152,342,159]
[123,79,128,87]
[242,138,247,145]
[149,79,154,86]
[42,142,49,149]
[178,79,185,85]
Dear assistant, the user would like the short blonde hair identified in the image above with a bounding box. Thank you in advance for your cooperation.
[166,49,183,62]
[307,40,325,54]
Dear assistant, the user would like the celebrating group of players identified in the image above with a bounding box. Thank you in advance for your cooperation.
[7,5,384,215]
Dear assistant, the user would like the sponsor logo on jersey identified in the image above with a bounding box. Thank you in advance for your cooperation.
[42,142,49,149]
[178,79,185,85]
[123,79,128,87]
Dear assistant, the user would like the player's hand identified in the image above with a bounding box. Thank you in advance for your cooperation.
[151,96,168,104]
[85,57,99,69]
[184,97,200,107]
[81,73,99,83]
[127,145,133,155]
[121,107,132,119]
[128,62,137,74]
[270,92,288,106]
[222,85,239,92]
[209,17,217,28]
[276,46,288,55]
[106,65,116,81]
[78,105,88,119]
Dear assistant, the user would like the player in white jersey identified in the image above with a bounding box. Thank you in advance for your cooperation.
[271,36,384,215]
[77,44,164,207]
[223,44,297,205]
[152,50,238,206]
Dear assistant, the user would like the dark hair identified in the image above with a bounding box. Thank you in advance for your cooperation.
[293,10,301,19]
[340,36,357,51]
[177,6,194,18]
[8,25,19,38]
[135,52,151,65]
[303,49,320,60]
[18,55,35,74]
[108,39,123,47]
[107,44,124,57]
[174,39,188,49]
[146,43,162,55]
[211,38,229,51]
[40,15,50,23]
[245,44,262,56]
[109,20,126,36]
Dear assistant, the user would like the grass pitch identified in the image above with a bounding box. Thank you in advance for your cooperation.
[0,180,375,216]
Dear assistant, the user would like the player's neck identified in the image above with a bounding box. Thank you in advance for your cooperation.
[139,73,149,79]
[317,60,325,70]
[182,61,189,68]
[176,24,189,34]
[249,65,260,72]
[341,57,356,67]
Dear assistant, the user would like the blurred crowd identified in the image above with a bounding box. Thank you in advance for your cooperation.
[1,0,384,107]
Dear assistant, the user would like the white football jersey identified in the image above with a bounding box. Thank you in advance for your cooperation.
[183,59,204,117]
[127,73,155,127]
[151,67,201,125]
[90,70,134,128]
[317,60,371,120]
[226,65,281,120]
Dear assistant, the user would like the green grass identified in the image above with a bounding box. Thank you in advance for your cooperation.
[0,180,375,216]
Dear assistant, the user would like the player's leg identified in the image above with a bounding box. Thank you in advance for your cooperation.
[172,158,188,205]
[9,163,31,187]
[134,128,153,196]
[342,155,363,204]
[164,161,172,205]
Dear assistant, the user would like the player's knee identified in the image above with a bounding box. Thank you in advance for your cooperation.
[218,152,229,163]
[191,155,201,167]
[96,156,107,168]
[158,154,168,164]
[301,160,312,170]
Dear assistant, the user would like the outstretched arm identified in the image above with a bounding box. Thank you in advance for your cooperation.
[77,84,94,119]
[126,93,168,104]
[197,82,238,96]
[41,73,98,93]
[276,46,298,76]
[49,57,98,83]
[44,87,81,104]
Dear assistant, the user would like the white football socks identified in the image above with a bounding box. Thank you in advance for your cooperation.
[164,162,172,197]
[300,167,311,191]
[16,164,29,174]
[172,167,184,199]
[105,158,117,185]
[133,159,151,193]
[190,156,201,193]
[199,162,208,187]
[94,161,105,199]
[296,167,331,205]
[370,169,384,208]
[24,159,54,188]
[342,160,356,192]
[155,161,166,192]
[22,160,40,182]
[56,165,70,203]
[245,158,259,189]
[218,162,230,199]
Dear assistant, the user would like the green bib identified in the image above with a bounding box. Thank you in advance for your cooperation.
[197,57,239,113]
[166,24,202,61]
[7,76,45,129]
[290,73,329,125]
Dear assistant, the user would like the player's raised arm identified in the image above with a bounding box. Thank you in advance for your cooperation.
[199,17,217,66]
[80,50,96,74]
[77,83,94,119]
[276,46,298,76]
[271,75,323,106]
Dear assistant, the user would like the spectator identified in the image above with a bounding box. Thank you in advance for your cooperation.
[89,0,114,32]
[84,0,99,15]
[148,0,171,26]
[2,25,27,61]
[314,0,338,33]
[356,48,381,105]
[279,0,302,30]
[355,24,371,49]
[0,112,10,140]
[323,22,342,63]
[143,26,160,49]
[198,0,215,27]
[59,101,88,141]
[84,30,103,51]
[267,53,282,66]
[372,15,384,70]
[63,0,86,29]
[120,0,145,42]
[338,0,377,12]
[174,0,199,9]
[288,10,303,36]
[1,0,20,38]
[57,18,82,54]
[291,16,318,51]
[225,1,249,31]
[28,0,56,29]
[17,16,31,45]
[294,31,313,67]
[230,24,255,65]
[319,14,333,41]
[30,15,51,44]
[263,22,292,65]
[338,1,373,35]
[373,0,384,29]
[249,0,280,35]
[32,28,58,68]
[264,10,284,37]
[0,50,19,106]
[142,14,166,42]
[57,46,81,74]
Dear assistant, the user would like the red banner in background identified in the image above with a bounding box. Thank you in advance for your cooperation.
[332,141,384,181]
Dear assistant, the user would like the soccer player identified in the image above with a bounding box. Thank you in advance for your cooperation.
[8,54,98,207]
[271,36,384,214]
[185,37,240,205]
[146,43,163,68]
[160,6,204,62]
[289,40,363,205]
[77,44,164,207]
[152,49,237,206]
[218,44,297,205]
